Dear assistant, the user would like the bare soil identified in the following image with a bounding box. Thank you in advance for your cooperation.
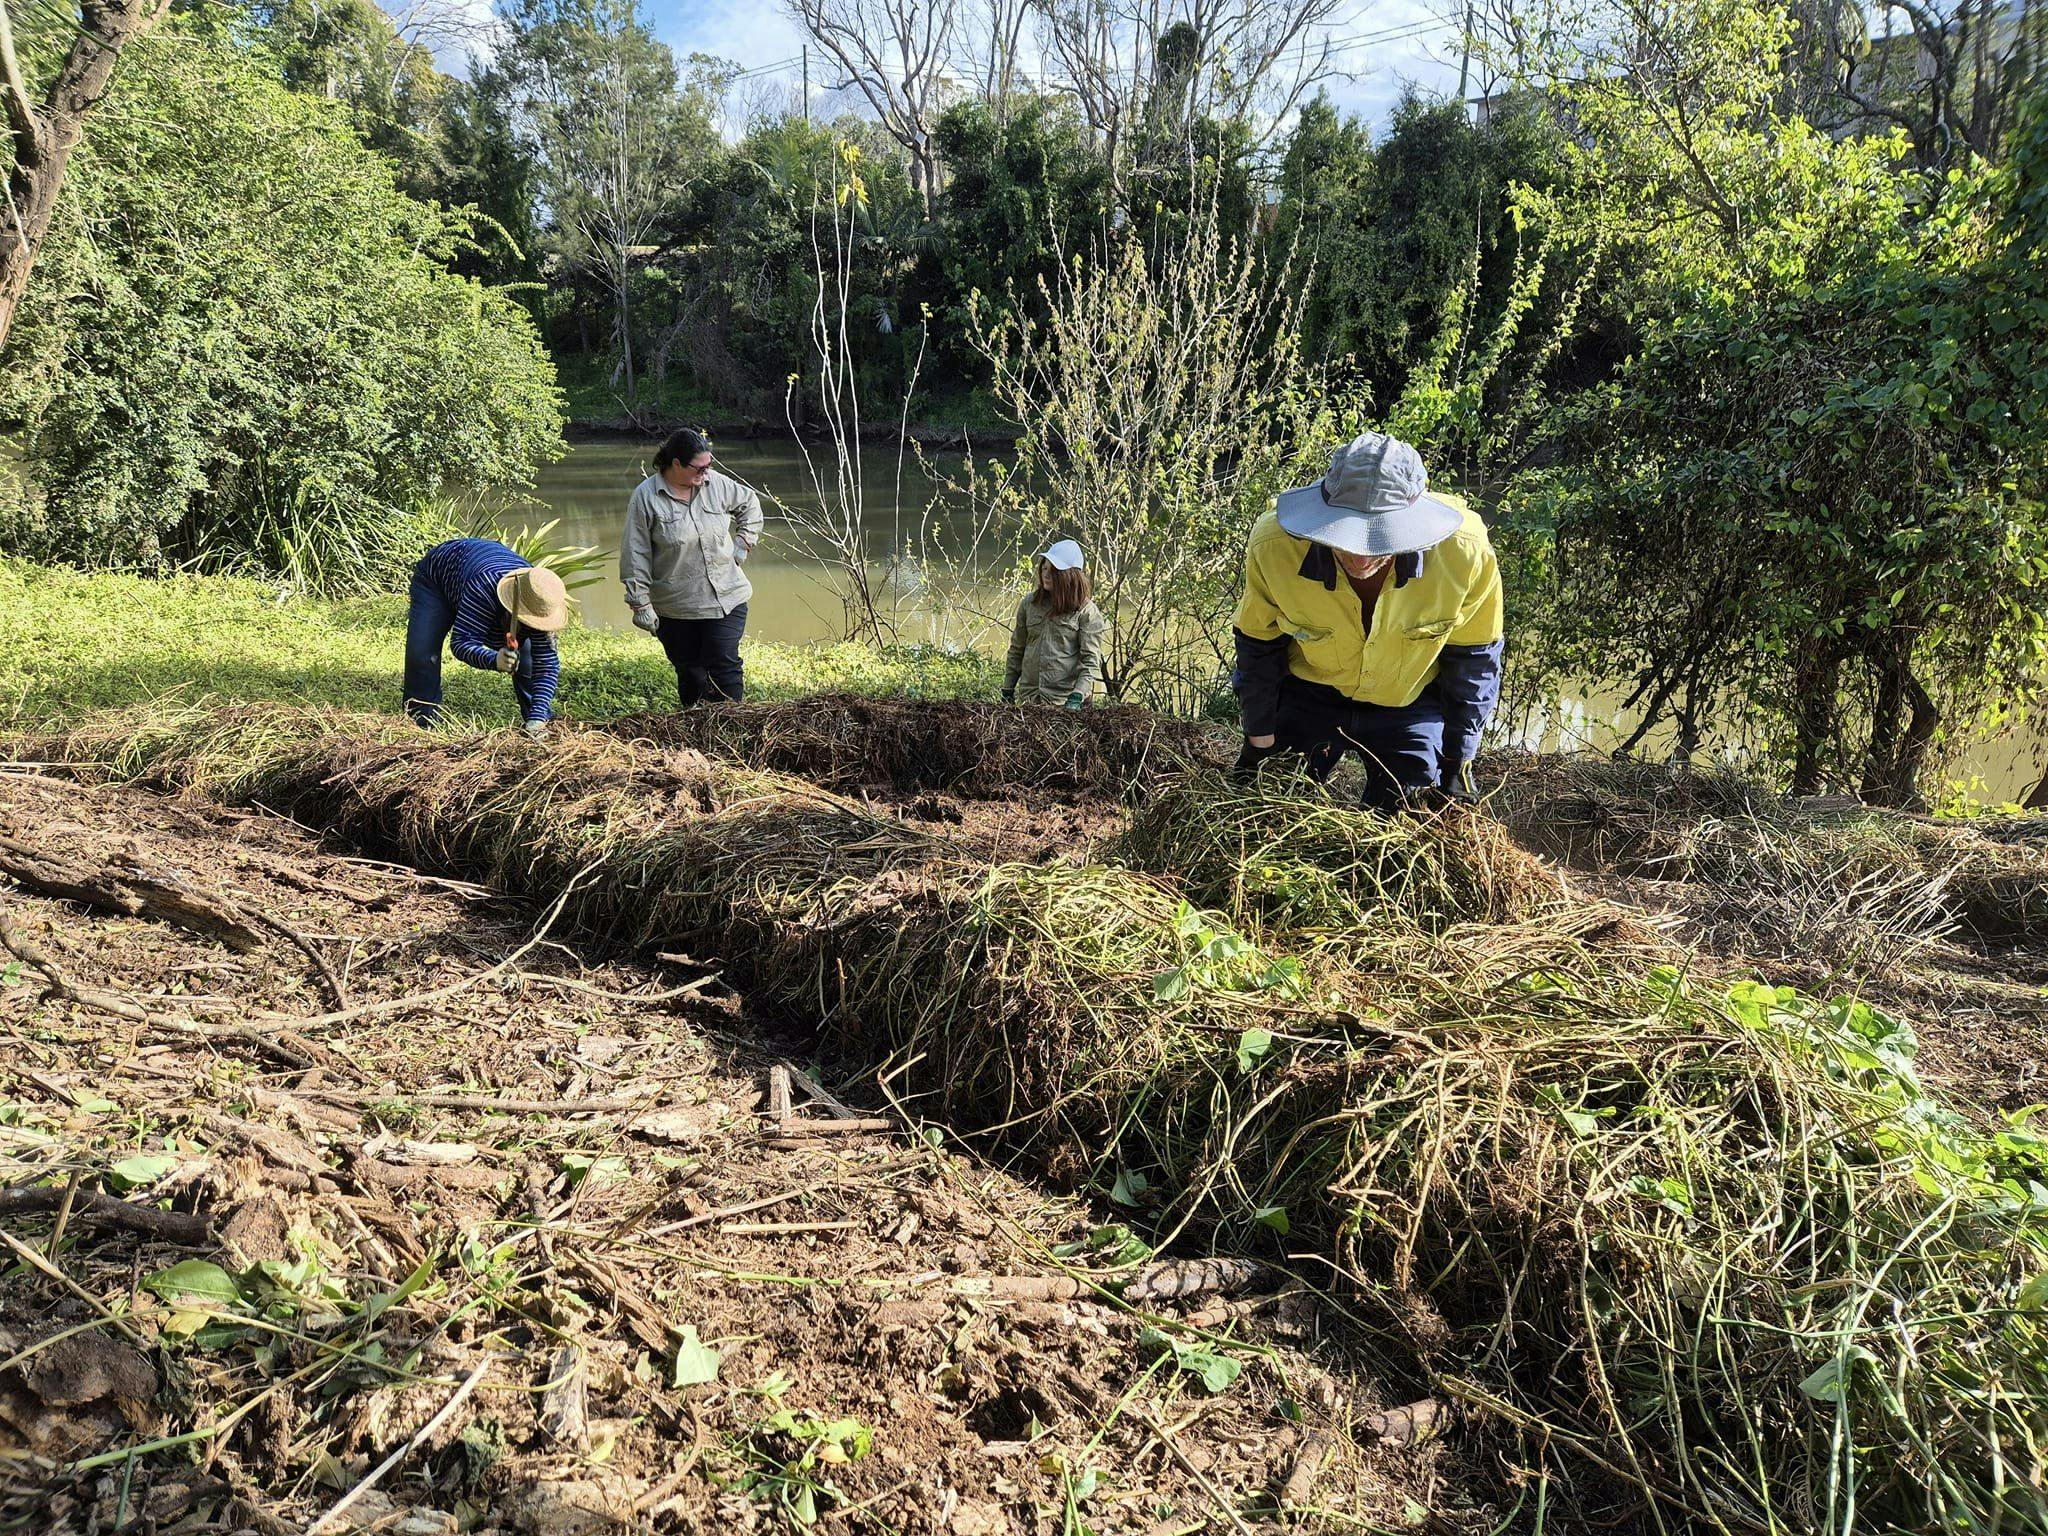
[0,769,1463,1535]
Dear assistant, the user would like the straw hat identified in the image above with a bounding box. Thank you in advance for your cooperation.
[496,566,569,632]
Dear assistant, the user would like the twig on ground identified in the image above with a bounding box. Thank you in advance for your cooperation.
[0,905,313,1070]
[305,1356,491,1536]
[1135,1407,1257,1536]
[309,1089,650,1115]
[250,909,350,1010]
[0,1184,213,1246]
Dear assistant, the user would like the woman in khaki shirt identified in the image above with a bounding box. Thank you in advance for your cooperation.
[619,428,765,706]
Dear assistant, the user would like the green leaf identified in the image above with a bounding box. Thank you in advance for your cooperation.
[1799,1345,1877,1404]
[561,1153,628,1187]
[671,1324,722,1387]
[1236,1028,1275,1073]
[106,1153,179,1191]
[1254,1204,1291,1235]
[1152,967,1190,1003]
[144,1259,242,1308]
[1195,1352,1242,1394]
[1109,1168,1150,1207]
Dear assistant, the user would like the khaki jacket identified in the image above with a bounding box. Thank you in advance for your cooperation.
[1004,597,1107,703]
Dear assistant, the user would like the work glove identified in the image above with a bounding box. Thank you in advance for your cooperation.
[631,606,660,634]
[1231,739,1284,783]
[523,719,548,742]
[1064,692,1085,711]
[493,645,519,674]
[1440,758,1479,805]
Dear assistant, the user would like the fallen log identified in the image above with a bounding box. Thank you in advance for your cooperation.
[1359,1397,1446,1448]
[0,833,265,952]
[1124,1255,1270,1304]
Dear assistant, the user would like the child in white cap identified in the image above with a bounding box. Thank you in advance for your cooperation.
[1001,539,1106,710]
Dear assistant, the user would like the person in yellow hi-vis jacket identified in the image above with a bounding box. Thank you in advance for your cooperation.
[1231,431,1504,812]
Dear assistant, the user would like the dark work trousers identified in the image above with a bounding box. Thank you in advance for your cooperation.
[1274,675,1446,812]
[656,603,747,707]
[402,567,544,727]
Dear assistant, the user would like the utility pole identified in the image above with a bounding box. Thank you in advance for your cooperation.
[802,44,809,123]
[1457,0,1475,118]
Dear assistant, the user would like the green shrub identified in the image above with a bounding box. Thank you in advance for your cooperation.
[0,24,563,592]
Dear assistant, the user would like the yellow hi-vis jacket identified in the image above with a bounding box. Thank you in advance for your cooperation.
[1230,495,1505,764]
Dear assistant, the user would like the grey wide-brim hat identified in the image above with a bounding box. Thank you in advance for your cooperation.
[1275,431,1462,557]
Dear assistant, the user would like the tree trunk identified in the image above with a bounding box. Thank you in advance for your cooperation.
[1886,658,1940,810]
[1789,641,1843,796]
[1859,640,1904,804]
[1861,628,1938,808]
[612,267,634,403]
[0,0,167,355]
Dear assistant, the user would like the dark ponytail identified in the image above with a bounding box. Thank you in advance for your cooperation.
[654,428,713,472]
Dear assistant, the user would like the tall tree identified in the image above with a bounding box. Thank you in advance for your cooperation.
[1032,0,1347,206]
[0,0,170,354]
[498,0,718,401]
[784,0,957,215]
[1794,0,2047,168]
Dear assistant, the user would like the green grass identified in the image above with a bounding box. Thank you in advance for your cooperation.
[0,559,999,728]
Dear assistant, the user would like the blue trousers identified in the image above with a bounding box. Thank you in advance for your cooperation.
[656,603,747,707]
[402,568,541,726]
[1275,676,1446,812]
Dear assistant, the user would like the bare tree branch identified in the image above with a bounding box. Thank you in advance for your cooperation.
[784,0,959,213]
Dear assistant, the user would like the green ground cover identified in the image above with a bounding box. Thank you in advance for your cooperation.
[0,560,998,728]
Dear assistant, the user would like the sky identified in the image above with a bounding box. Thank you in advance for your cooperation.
[670,0,1469,132]
[424,0,1472,136]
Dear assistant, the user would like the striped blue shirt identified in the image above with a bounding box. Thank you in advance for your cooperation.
[420,539,560,721]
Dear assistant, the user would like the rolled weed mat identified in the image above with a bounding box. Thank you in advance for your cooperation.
[34,704,948,949]
[1114,772,1579,935]
[1897,820,2048,946]
[603,694,1226,798]
[804,859,2048,1532]
[1489,755,1989,965]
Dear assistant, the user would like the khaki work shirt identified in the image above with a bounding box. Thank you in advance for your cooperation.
[620,470,765,620]
[1004,598,1107,703]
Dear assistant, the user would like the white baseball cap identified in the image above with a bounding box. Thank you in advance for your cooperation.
[1039,539,1085,571]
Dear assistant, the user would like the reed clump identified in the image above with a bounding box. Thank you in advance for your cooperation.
[30,705,2048,1534]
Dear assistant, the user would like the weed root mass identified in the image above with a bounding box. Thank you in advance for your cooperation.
[21,702,2048,1533]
